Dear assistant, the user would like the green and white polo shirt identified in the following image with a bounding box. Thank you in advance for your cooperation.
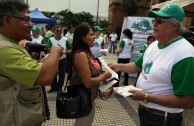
[118,38,133,58]
[47,36,71,60]
[135,36,194,113]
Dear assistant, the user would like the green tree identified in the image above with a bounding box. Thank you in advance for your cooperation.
[98,20,111,32]
[78,12,94,25]
[42,11,56,18]
[41,9,111,29]
[57,9,74,26]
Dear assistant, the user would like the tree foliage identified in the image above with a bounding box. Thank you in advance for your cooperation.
[41,9,110,30]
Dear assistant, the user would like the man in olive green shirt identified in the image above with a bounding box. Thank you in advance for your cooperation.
[0,1,62,126]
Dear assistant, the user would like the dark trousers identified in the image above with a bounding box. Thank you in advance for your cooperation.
[115,58,130,87]
[51,58,66,90]
[138,105,182,126]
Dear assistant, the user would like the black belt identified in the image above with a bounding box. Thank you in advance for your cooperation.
[139,104,182,116]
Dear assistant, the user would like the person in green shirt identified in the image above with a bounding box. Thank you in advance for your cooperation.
[0,1,63,125]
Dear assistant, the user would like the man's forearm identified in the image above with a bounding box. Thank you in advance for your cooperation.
[36,46,62,85]
[118,62,141,74]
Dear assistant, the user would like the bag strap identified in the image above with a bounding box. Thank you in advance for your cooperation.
[64,50,90,91]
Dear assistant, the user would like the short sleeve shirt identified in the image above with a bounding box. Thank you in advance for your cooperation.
[135,38,194,95]
[0,34,42,88]
[134,37,194,112]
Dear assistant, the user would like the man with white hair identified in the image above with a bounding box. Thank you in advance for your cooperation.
[109,3,194,126]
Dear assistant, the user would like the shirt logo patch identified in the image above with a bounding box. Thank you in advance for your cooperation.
[143,61,153,74]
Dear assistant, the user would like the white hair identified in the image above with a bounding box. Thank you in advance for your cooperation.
[170,18,183,34]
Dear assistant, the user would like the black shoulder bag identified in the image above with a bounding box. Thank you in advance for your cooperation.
[56,52,92,119]
[56,84,92,119]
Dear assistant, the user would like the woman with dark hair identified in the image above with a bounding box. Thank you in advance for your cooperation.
[67,23,112,126]
[115,28,133,87]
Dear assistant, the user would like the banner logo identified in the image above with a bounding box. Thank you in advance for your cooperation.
[131,18,152,32]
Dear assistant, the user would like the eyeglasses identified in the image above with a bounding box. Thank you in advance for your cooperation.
[152,18,171,24]
[10,16,31,24]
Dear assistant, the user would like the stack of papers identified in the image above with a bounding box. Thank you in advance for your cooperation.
[98,57,118,92]
[100,49,108,52]
[113,85,142,97]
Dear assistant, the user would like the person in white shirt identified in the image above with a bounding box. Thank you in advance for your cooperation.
[65,25,75,45]
[109,4,194,126]
[115,28,133,87]
[109,31,117,53]
[90,26,105,66]
[31,26,45,44]
[65,25,75,73]
[47,25,72,93]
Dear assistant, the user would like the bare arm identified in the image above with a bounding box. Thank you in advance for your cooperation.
[35,45,62,85]
[108,62,141,74]
[115,47,123,54]
[74,52,112,88]
[129,90,194,109]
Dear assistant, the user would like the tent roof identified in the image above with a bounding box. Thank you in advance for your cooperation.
[151,0,194,12]
[29,8,56,24]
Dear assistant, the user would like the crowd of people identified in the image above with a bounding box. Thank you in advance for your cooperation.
[0,0,194,126]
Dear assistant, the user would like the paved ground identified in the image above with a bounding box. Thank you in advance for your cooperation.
[42,53,194,126]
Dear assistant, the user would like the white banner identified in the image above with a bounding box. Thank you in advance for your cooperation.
[120,17,154,77]
[121,17,154,58]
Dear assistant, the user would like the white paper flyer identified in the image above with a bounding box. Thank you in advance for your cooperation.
[113,85,142,97]
[98,56,118,92]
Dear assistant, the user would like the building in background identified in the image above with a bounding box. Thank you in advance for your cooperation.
[108,0,194,34]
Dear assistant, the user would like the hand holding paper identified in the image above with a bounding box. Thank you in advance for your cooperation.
[107,63,120,72]
[98,57,118,92]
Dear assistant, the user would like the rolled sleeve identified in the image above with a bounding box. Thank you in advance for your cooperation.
[0,47,42,88]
